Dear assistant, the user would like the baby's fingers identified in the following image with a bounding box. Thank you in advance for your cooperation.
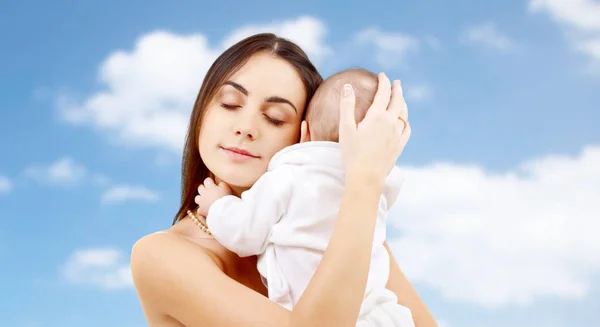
[203,177,216,187]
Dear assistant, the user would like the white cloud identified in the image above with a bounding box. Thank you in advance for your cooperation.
[57,16,332,153]
[463,22,515,52]
[530,0,600,65]
[388,145,600,308]
[101,185,159,203]
[577,37,600,57]
[220,15,332,64]
[25,157,86,185]
[57,31,216,152]
[62,248,132,289]
[0,176,12,193]
[355,27,420,68]
[530,0,600,32]
[405,84,433,102]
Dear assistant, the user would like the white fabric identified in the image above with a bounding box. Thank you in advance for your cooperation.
[206,141,414,326]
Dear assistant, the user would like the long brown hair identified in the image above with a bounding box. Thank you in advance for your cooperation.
[173,33,323,225]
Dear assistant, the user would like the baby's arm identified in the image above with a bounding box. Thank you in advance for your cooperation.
[195,178,233,217]
[205,169,293,257]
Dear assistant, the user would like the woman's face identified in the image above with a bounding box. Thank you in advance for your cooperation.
[198,51,307,195]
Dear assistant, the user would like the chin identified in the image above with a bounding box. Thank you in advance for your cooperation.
[202,150,266,193]
[212,168,260,192]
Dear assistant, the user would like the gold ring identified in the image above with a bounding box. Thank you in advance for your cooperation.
[399,117,408,129]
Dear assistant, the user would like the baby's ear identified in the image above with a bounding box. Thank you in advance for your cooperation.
[300,120,311,143]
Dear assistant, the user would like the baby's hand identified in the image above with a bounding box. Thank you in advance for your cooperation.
[195,177,233,217]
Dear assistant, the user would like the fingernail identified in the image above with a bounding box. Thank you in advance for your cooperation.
[343,84,353,96]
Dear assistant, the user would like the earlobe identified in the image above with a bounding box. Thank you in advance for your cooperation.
[299,120,311,143]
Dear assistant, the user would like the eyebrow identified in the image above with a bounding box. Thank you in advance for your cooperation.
[223,81,298,114]
[224,81,248,96]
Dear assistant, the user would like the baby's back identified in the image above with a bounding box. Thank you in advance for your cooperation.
[264,162,390,308]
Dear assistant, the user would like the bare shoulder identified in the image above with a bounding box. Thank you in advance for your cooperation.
[131,227,225,272]
[132,232,215,269]
[130,221,289,327]
[130,227,224,326]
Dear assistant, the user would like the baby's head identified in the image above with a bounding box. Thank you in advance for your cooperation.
[305,68,378,142]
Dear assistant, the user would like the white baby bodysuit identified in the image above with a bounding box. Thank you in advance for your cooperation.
[206,141,415,326]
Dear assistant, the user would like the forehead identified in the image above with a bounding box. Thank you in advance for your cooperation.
[226,52,307,111]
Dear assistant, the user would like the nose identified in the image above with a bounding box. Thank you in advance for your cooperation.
[234,113,258,140]
[235,127,254,139]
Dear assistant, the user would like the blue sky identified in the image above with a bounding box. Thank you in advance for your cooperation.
[1,0,599,326]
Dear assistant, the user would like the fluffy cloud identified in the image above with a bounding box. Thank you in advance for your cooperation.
[101,185,159,204]
[0,176,12,194]
[220,15,332,64]
[530,0,600,31]
[355,27,420,68]
[25,157,86,186]
[530,0,600,66]
[462,22,515,52]
[57,16,332,153]
[387,145,600,308]
[62,248,132,289]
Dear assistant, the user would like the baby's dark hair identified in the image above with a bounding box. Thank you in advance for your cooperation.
[305,68,378,142]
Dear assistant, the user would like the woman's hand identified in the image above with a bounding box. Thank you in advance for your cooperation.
[338,72,411,182]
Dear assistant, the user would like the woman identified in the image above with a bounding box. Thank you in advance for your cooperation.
[130,33,437,327]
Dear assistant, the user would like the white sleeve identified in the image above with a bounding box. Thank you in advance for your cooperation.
[205,169,293,257]
[383,165,405,210]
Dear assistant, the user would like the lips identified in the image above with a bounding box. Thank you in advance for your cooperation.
[221,146,260,158]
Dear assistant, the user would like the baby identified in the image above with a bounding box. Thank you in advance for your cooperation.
[200,69,414,327]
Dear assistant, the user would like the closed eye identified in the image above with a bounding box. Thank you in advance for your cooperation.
[264,114,284,127]
[220,103,240,110]
[221,103,284,126]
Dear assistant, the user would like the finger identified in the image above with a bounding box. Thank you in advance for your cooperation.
[339,83,357,128]
[386,80,405,119]
[399,122,412,147]
[398,117,408,132]
[400,82,408,122]
[194,195,201,205]
[365,72,392,118]
[204,177,215,187]
[197,184,205,195]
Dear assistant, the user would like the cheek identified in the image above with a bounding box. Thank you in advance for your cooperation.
[198,109,221,144]
[286,126,301,143]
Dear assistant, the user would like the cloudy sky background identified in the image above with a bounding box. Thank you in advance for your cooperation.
[1,0,599,326]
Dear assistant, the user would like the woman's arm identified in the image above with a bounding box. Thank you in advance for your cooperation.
[383,241,439,327]
[292,172,385,326]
